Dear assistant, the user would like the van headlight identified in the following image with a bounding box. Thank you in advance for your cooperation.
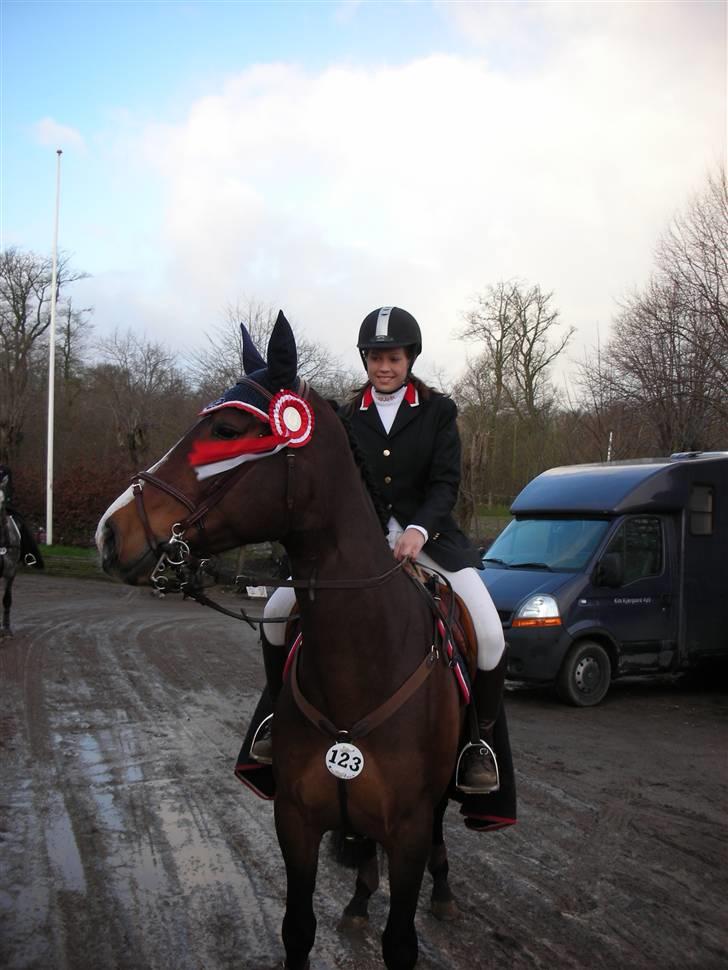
[512,594,561,628]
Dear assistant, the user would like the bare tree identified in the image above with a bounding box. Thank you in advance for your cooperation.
[0,247,87,461]
[571,330,649,462]
[573,173,728,457]
[577,276,724,455]
[453,353,496,532]
[508,284,574,421]
[611,279,723,452]
[58,299,94,389]
[92,329,191,471]
[185,298,354,402]
[657,169,728,375]
[456,280,572,518]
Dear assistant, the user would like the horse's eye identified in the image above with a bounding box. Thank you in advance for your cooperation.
[213,424,242,440]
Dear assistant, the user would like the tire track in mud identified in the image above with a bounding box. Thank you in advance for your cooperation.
[0,581,384,970]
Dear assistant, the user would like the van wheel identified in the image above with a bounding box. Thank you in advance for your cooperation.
[556,640,611,707]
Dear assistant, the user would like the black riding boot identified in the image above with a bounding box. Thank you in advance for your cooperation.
[19,520,43,568]
[250,628,287,764]
[457,650,507,794]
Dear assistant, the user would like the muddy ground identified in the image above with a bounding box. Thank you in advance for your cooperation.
[1,573,726,970]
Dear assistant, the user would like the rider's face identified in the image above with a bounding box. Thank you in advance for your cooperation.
[366,347,410,393]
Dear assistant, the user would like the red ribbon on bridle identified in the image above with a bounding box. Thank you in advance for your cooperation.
[189,390,315,479]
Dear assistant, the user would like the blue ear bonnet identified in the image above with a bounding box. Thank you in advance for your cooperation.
[200,372,272,420]
[200,310,298,421]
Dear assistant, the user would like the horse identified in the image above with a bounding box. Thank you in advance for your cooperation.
[96,311,470,970]
[0,472,22,637]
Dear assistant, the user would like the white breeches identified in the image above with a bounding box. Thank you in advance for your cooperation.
[262,555,505,671]
[263,586,296,647]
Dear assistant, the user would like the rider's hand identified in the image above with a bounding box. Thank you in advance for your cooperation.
[393,527,426,562]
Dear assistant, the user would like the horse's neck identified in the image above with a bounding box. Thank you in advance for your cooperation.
[284,481,427,690]
[280,411,429,680]
[286,461,391,581]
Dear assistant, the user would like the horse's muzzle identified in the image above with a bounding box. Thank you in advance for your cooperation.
[98,519,128,581]
[98,519,154,585]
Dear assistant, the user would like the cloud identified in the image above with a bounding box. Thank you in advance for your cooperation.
[122,5,724,383]
[31,117,86,153]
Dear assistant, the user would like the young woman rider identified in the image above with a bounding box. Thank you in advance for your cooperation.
[250,307,510,796]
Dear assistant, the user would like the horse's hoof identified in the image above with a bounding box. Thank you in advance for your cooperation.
[431,898,460,921]
[338,913,369,932]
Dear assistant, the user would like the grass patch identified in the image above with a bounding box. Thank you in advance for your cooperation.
[36,545,109,580]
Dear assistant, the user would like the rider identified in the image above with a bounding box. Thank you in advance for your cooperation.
[251,307,507,795]
[0,464,44,568]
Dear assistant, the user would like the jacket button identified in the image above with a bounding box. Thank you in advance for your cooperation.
[384,476,392,484]
[383,449,390,457]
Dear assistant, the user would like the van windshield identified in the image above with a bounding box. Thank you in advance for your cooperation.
[484,518,611,572]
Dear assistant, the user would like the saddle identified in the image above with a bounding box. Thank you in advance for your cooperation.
[404,562,478,700]
[282,565,478,708]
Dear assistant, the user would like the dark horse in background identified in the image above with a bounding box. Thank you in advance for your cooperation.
[0,469,22,637]
[97,312,486,970]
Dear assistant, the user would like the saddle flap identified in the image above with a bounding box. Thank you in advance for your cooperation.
[432,582,478,682]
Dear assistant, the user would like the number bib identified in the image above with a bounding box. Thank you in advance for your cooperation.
[325,742,365,780]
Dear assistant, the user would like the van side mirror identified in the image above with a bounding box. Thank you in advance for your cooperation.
[593,552,623,588]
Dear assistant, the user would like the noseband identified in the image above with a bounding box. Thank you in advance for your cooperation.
[131,442,298,626]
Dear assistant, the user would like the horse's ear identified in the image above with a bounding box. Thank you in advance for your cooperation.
[266,310,298,390]
[240,323,266,375]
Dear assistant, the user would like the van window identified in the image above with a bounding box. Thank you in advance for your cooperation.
[689,485,713,536]
[484,518,610,571]
[605,517,662,583]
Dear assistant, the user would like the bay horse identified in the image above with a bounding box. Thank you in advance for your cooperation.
[97,312,467,970]
[0,471,22,637]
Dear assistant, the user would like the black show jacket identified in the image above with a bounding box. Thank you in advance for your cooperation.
[340,385,481,572]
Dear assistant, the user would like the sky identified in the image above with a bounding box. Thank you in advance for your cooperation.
[2,0,726,390]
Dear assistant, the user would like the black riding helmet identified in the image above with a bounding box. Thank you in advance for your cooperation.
[357,306,422,370]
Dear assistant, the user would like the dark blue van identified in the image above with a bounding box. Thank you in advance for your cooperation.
[481,452,728,705]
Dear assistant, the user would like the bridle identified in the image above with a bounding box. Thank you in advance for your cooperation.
[130,376,406,625]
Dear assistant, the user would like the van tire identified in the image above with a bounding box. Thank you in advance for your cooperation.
[556,640,611,707]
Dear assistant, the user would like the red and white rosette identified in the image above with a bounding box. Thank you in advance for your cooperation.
[269,390,314,447]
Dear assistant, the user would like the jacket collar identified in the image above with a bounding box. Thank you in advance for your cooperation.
[360,381,419,411]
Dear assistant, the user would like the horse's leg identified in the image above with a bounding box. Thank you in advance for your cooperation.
[381,811,433,970]
[2,576,12,636]
[274,799,322,970]
[428,795,459,921]
[340,837,379,929]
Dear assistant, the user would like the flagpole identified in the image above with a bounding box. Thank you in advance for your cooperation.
[46,148,62,547]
